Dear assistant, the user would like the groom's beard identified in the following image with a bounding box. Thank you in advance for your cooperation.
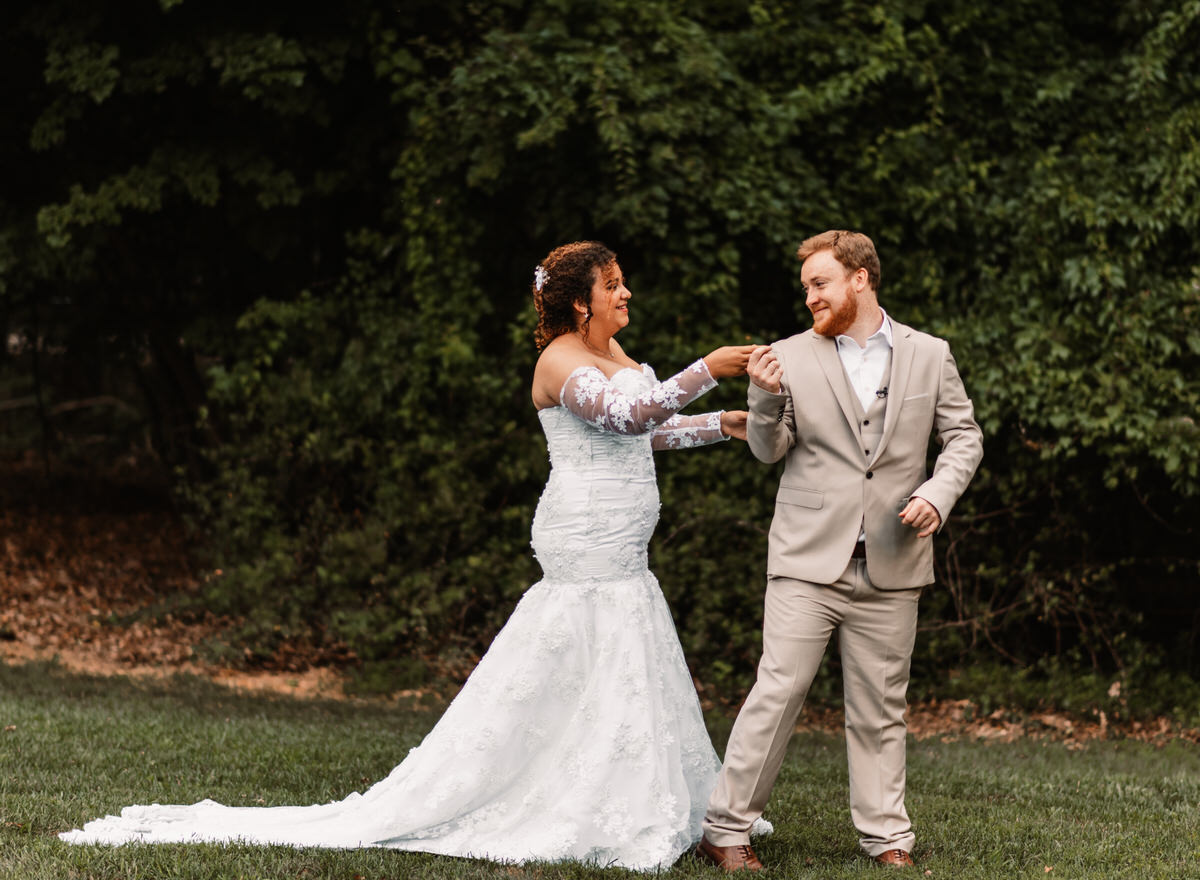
[812,295,858,337]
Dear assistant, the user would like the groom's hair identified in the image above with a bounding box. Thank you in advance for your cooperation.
[797,230,881,293]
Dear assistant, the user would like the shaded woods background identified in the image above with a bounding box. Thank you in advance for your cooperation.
[1,0,1198,715]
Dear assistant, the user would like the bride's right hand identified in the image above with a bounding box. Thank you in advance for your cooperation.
[703,344,757,379]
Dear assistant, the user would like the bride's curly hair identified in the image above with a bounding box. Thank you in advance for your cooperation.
[532,240,616,350]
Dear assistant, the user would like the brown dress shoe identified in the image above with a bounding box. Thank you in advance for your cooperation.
[696,836,764,872]
[873,848,915,867]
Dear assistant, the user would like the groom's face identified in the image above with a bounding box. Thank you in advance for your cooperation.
[802,249,859,337]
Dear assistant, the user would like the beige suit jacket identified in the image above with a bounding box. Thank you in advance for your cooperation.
[748,320,983,589]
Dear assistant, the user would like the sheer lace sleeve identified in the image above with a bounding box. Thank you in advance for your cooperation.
[651,412,728,450]
[559,359,718,435]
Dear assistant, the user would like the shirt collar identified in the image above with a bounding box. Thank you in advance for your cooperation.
[836,308,893,350]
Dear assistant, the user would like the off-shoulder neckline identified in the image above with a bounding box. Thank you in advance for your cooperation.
[536,363,650,413]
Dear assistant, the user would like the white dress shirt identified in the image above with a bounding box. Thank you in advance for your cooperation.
[835,309,893,412]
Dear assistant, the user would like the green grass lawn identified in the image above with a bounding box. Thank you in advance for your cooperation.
[2,661,1197,879]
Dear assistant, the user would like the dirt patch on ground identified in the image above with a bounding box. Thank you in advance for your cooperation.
[2,466,1198,744]
[0,639,351,699]
[793,700,1198,748]
[0,465,354,700]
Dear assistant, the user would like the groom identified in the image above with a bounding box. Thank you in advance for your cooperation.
[698,230,983,871]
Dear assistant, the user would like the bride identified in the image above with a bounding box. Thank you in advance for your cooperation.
[61,240,767,870]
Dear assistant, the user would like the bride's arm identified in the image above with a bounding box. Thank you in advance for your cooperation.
[559,359,718,435]
[650,412,728,450]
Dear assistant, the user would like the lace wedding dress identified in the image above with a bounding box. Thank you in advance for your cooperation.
[61,360,767,870]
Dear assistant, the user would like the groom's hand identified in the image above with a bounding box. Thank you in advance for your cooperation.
[748,345,782,393]
[899,496,941,538]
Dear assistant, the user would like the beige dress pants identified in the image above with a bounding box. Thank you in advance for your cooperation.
[702,559,921,856]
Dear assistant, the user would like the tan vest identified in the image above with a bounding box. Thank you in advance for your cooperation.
[845,351,891,539]
[847,358,890,461]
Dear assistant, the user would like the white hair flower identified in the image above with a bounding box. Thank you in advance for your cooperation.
[533,264,549,292]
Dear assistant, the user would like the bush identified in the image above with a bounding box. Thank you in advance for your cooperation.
[4,1,1198,705]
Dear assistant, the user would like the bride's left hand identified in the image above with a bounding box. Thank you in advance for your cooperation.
[721,410,748,441]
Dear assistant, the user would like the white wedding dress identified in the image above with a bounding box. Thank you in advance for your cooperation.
[61,360,768,870]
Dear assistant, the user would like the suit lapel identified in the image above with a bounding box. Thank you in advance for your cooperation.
[874,320,915,464]
[813,333,863,445]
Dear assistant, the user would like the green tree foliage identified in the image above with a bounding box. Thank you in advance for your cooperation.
[2,0,1197,697]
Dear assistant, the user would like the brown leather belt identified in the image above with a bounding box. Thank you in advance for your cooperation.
[851,541,867,558]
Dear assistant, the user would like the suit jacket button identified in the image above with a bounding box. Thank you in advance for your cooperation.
[865,471,874,479]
